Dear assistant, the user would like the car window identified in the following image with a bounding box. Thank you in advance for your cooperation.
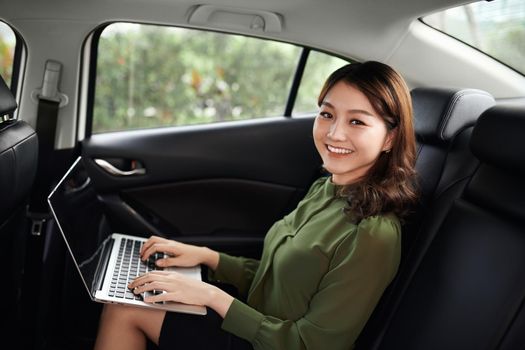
[93,23,302,133]
[0,21,16,86]
[422,0,525,75]
[92,23,350,133]
[293,51,349,116]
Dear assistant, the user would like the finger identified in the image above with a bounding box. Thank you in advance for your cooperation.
[145,291,204,306]
[143,291,182,304]
[142,292,169,303]
[140,236,160,256]
[155,257,185,267]
[132,280,164,294]
[133,280,173,297]
[140,236,169,256]
[140,281,185,303]
[129,272,156,288]
[147,243,179,262]
[141,270,172,278]
[129,270,172,288]
[141,242,172,261]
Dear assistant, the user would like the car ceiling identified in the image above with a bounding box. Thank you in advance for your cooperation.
[0,0,463,59]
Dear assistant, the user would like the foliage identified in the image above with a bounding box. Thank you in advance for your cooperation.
[94,24,306,133]
[423,0,525,75]
[0,37,13,85]
[94,24,349,133]
[294,51,348,115]
[488,25,525,74]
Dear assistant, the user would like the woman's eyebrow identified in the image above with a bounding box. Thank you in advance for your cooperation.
[321,101,376,117]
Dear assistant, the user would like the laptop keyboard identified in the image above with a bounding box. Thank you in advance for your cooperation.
[108,238,164,301]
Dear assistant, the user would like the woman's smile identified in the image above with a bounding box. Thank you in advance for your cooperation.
[326,144,354,155]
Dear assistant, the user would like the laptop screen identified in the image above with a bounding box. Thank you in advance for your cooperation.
[48,157,113,297]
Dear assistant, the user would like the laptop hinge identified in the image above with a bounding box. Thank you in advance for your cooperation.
[93,237,115,295]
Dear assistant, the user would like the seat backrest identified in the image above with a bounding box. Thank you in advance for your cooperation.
[375,105,525,350]
[411,87,495,204]
[356,87,495,349]
[0,76,38,225]
[0,75,38,339]
[404,87,495,256]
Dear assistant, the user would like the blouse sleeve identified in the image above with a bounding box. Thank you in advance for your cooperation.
[221,215,401,350]
[208,253,260,299]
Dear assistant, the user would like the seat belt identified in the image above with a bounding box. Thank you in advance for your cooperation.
[28,60,65,235]
[22,60,66,349]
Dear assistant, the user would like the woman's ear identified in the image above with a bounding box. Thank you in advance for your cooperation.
[382,128,397,153]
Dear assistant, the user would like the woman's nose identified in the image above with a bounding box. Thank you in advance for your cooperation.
[327,120,346,141]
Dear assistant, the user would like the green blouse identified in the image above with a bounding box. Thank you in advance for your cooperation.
[210,176,401,350]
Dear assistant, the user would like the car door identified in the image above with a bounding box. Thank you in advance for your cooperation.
[81,116,321,259]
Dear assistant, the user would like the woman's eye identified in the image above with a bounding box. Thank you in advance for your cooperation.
[319,111,333,119]
[350,119,364,125]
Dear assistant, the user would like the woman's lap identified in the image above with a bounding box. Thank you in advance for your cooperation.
[158,307,252,350]
[158,280,252,350]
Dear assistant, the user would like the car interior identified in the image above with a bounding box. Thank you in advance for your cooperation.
[1,0,525,349]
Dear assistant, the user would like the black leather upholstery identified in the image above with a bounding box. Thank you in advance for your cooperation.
[408,87,495,252]
[471,105,525,175]
[412,87,495,202]
[0,76,38,225]
[357,87,496,349]
[0,75,38,339]
[412,87,495,145]
[406,88,495,257]
[0,120,39,224]
[372,105,525,349]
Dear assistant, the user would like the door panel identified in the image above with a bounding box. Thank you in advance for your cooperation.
[81,116,322,257]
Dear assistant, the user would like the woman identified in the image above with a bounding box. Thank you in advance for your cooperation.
[94,61,418,350]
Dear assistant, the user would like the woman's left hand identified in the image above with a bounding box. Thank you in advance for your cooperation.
[129,270,214,306]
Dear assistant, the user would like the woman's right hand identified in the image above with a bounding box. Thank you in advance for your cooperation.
[140,235,219,270]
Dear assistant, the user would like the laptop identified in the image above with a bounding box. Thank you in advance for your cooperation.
[47,156,207,315]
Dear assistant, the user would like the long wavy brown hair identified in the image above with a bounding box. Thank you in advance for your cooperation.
[318,61,418,222]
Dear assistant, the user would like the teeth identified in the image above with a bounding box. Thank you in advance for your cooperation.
[327,145,353,154]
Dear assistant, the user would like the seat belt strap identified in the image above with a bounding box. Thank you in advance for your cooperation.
[28,60,64,236]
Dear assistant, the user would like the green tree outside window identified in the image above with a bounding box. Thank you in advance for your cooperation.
[94,23,349,133]
[0,21,16,86]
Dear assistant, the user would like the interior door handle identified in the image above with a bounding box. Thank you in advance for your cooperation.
[94,158,146,176]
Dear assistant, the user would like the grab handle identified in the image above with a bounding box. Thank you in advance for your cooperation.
[94,158,146,176]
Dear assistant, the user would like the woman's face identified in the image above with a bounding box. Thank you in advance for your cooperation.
[313,81,395,185]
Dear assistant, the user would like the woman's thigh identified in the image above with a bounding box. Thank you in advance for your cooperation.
[96,304,166,350]
[107,304,165,343]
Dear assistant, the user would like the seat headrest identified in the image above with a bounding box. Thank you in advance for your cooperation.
[0,75,17,116]
[412,87,495,145]
[471,105,525,174]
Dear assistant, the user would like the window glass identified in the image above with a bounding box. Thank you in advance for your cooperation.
[0,21,16,86]
[93,23,302,133]
[293,51,349,116]
[422,0,525,75]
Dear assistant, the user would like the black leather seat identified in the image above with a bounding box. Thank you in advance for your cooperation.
[356,87,495,348]
[369,105,525,349]
[0,77,38,224]
[0,75,38,336]
[406,87,495,253]
[411,87,495,207]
